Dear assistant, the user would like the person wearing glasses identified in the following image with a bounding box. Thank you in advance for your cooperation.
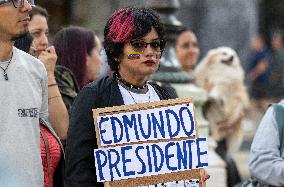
[65,6,210,186]
[0,0,56,186]
[65,7,173,186]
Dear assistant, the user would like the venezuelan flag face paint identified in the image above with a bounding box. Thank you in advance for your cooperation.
[153,52,162,59]
[127,51,162,61]
[127,52,141,60]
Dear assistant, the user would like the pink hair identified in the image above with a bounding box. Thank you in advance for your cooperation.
[107,8,134,42]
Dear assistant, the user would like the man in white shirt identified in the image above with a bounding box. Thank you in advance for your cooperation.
[0,1,48,186]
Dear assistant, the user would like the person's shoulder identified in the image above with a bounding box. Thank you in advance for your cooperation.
[55,65,80,95]
[71,76,115,111]
[14,47,37,63]
[14,47,45,70]
[74,76,114,101]
[85,75,114,92]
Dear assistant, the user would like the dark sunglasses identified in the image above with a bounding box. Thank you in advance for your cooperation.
[0,0,34,8]
[130,39,166,53]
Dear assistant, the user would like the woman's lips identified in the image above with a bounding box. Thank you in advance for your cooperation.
[143,60,156,65]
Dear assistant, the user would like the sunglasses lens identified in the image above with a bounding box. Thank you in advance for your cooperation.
[130,40,165,52]
[130,41,145,52]
[150,41,162,51]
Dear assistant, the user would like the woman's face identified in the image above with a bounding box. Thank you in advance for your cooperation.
[175,31,200,71]
[86,36,102,81]
[28,14,48,56]
[118,27,162,83]
[271,34,283,50]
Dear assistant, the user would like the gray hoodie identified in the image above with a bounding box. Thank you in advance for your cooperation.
[249,100,284,186]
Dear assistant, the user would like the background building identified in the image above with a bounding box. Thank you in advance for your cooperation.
[37,0,284,65]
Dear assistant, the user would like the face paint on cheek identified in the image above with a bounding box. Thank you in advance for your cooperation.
[153,52,162,59]
[127,52,141,60]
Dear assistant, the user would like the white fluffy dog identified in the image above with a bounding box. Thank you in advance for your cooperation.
[194,46,249,152]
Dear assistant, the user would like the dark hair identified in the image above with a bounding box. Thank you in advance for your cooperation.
[14,33,33,53]
[104,7,165,72]
[53,26,96,89]
[175,26,188,45]
[271,31,284,40]
[176,26,189,36]
[29,5,48,20]
[175,27,196,45]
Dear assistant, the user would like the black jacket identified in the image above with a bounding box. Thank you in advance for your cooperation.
[65,76,176,187]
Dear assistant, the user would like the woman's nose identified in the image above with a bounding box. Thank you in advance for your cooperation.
[39,34,48,49]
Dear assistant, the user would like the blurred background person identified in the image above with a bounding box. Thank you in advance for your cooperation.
[98,46,111,79]
[175,27,200,76]
[248,100,284,186]
[53,26,102,112]
[246,34,272,113]
[268,32,284,102]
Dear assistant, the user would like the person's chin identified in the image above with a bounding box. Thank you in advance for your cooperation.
[11,29,29,41]
[146,66,159,75]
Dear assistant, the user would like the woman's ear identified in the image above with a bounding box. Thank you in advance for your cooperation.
[117,55,123,63]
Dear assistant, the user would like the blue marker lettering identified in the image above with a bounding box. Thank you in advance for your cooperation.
[122,114,140,141]
[165,109,180,138]
[196,138,208,168]
[99,117,112,145]
[135,146,146,174]
[179,107,195,136]
[110,116,123,144]
[151,111,165,139]
[186,139,194,169]
[138,114,151,139]
[121,146,135,177]
[176,141,188,170]
[151,144,164,172]
[95,150,107,181]
[107,149,121,180]
[146,145,153,172]
[165,142,177,171]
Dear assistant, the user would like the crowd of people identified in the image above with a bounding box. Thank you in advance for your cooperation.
[1,0,284,187]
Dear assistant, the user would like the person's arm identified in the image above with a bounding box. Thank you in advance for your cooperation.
[65,86,103,186]
[249,106,284,186]
[39,46,69,142]
[248,59,269,81]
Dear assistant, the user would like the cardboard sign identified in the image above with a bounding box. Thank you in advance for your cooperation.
[93,98,208,187]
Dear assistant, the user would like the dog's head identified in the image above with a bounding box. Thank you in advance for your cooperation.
[194,46,244,88]
[205,46,241,68]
